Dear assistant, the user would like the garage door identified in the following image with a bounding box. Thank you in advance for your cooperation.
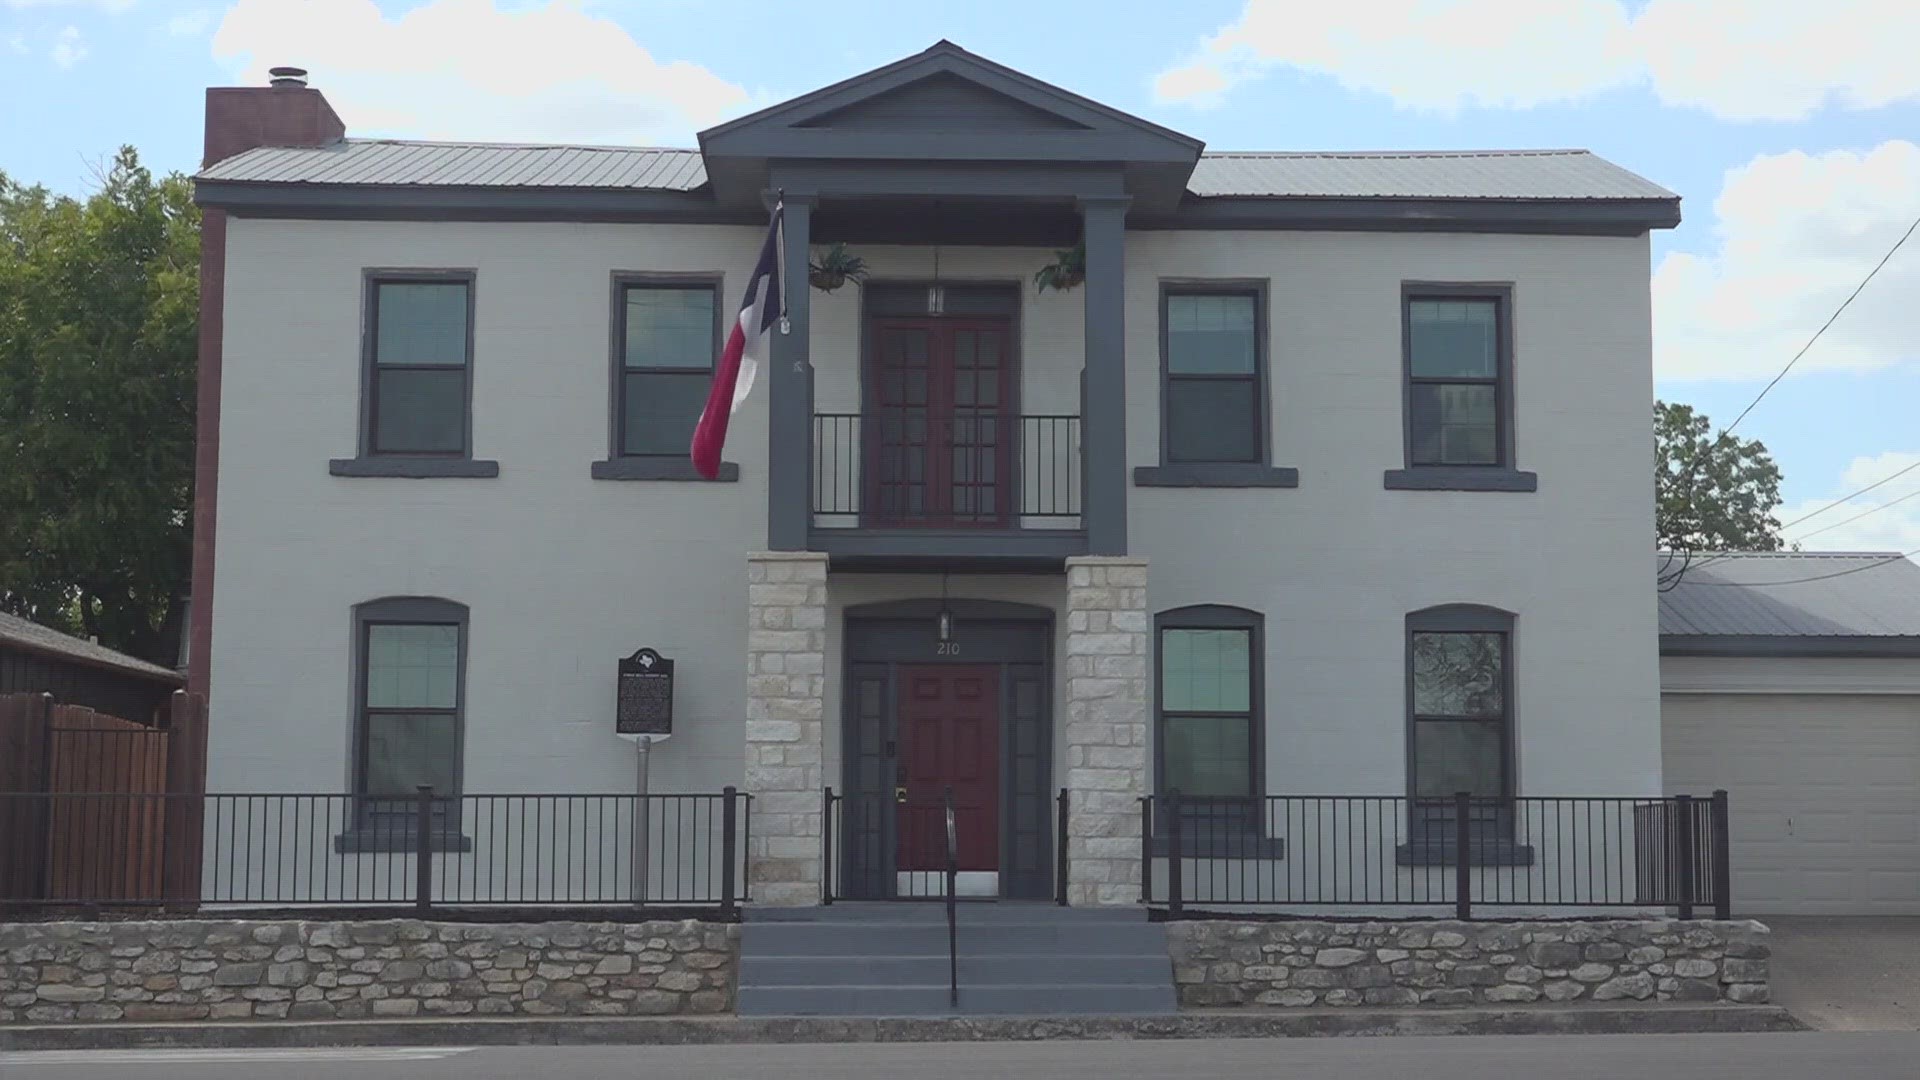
[1663,694,1920,915]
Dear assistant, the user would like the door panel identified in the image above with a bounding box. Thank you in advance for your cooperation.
[866,318,1014,528]
[896,664,1001,873]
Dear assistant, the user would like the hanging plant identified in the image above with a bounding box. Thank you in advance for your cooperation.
[808,242,868,293]
[1033,243,1085,294]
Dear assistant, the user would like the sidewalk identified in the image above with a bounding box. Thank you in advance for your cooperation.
[0,1004,1801,1052]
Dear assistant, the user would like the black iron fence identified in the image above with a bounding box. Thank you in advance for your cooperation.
[1142,791,1730,919]
[811,412,1082,523]
[0,788,750,913]
[822,787,1073,904]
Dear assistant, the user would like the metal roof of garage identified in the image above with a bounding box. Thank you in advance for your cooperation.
[1658,552,1920,655]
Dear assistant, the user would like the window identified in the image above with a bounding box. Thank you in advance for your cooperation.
[617,282,718,457]
[347,597,468,850]
[1164,291,1261,464]
[368,276,472,455]
[1156,606,1261,798]
[1388,285,1534,491]
[1403,604,1529,865]
[1135,284,1296,488]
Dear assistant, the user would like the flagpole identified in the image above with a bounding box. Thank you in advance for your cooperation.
[775,189,791,335]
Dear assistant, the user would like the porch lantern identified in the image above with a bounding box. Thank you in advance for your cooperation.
[938,572,954,643]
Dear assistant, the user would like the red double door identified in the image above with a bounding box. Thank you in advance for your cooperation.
[895,664,1000,874]
[866,317,1016,528]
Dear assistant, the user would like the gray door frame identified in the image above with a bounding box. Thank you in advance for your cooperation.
[840,598,1054,899]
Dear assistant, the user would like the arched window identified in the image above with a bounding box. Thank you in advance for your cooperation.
[1155,605,1263,799]
[1406,604,1515,804]
[348,597,469,846]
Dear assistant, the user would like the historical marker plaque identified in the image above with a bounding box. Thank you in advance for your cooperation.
[617,647,674,737]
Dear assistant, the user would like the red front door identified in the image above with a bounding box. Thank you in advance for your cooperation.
[866,317,1015,528]
[895,664,1000,874]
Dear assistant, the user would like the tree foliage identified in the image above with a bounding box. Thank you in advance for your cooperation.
[1654,400,1784,553]
[0,148,198,665]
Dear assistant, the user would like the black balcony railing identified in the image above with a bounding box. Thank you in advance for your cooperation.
[812,412,1081,525]
[0,789,750,913]
[1142,791,1730,919]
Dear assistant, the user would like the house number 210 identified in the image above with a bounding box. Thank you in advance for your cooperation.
[935,642,961,656]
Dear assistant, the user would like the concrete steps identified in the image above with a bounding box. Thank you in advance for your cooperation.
[736,903,1176,1017]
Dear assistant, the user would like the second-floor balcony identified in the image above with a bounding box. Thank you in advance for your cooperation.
[810,411,1085,566]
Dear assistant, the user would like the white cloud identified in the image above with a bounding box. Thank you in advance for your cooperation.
[1653,141,1920,381]
[210,0,753,145]
[2,32,26,53]
[49,23,84,68]
[1778,452,1920,553]
[1156,0,1920,121]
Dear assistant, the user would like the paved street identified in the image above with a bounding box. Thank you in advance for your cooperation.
[4,1033,1920,1080]
[1766,917,1920,1031]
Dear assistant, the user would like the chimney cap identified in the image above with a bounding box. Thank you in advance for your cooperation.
[268,66,309,88]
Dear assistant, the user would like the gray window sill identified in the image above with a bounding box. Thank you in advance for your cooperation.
[1153,833,1287,859]
[330,458,499,478]
[1134,464,1299,488]
[333,829,474,854]
[591,458,739,482]
[1383,467,1537,492]
[1395,841,1536,867]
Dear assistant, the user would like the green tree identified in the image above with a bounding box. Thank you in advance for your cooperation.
[0,148,198,665]
[1655,400,1784,553]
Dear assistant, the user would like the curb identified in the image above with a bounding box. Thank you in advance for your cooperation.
[0,1005,1803,1051]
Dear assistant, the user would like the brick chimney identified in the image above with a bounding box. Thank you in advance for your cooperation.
[202,65,345,168]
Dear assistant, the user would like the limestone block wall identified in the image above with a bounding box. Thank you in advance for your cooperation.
[745,551,830,907]
[0,919,737,1024]
[1063,556,1150,907]
[1168,919,1770,1008]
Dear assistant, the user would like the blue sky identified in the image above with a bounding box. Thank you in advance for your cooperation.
[5,0,1916,551]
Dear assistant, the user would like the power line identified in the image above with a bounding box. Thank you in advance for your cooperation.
[1721,213,1920,437]
[1776,459,1920,533]
[1787,484,1920,544]
[1692,548,1920,587]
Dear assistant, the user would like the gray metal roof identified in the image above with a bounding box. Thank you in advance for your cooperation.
[199,140,1674,202]
[0,610,185,683]
[1186,150,1675,201]
[1658,553,1920,639]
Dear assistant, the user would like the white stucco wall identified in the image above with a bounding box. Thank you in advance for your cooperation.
[208,219,1661,814]
[1126,230,1663,799]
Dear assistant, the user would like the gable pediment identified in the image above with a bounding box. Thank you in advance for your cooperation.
[697,42,1201,208]
[794,72,1091,133]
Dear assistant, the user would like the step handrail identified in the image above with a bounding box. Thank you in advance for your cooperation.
[943,784,957,1010]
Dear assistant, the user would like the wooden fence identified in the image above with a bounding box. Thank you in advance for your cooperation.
[0,690,208,905]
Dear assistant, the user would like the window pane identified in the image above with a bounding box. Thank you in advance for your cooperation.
[1409,298,1497,378]
[1413,720,1505,797]
[622,371,709,455]
[373,368,465,453]
[1167,379,1259,463]
[1164,714,1251,797]
[1167,294,1257,374]
[364,712,458,797]
[625,287,715,370]
[1412,631,1503,716]
[1162,628,1251,712]
[366,624,460,709]
[1409,383,1497,465]
[375,282,468,367]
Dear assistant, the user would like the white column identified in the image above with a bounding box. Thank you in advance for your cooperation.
[1064,555,1150,906]
[744,551,829,906]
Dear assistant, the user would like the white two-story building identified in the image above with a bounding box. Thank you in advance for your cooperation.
[189,42,1683,909]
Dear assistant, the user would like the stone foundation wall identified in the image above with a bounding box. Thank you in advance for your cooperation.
[1169,919,1769,1008]
[0,919,737,1024]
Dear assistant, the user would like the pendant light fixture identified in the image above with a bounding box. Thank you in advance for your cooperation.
[937,571,954,643]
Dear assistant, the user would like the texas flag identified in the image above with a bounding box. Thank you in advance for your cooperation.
[691,202,785,480]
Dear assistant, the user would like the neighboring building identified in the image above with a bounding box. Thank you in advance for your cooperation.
[188,43,1680,907]
[1661,552,1920,915]
[0,610,183,721]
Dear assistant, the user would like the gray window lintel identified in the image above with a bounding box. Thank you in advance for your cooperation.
[591,458,739,482]
[1382,467,1537,491]
[1134,464,1299,488]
